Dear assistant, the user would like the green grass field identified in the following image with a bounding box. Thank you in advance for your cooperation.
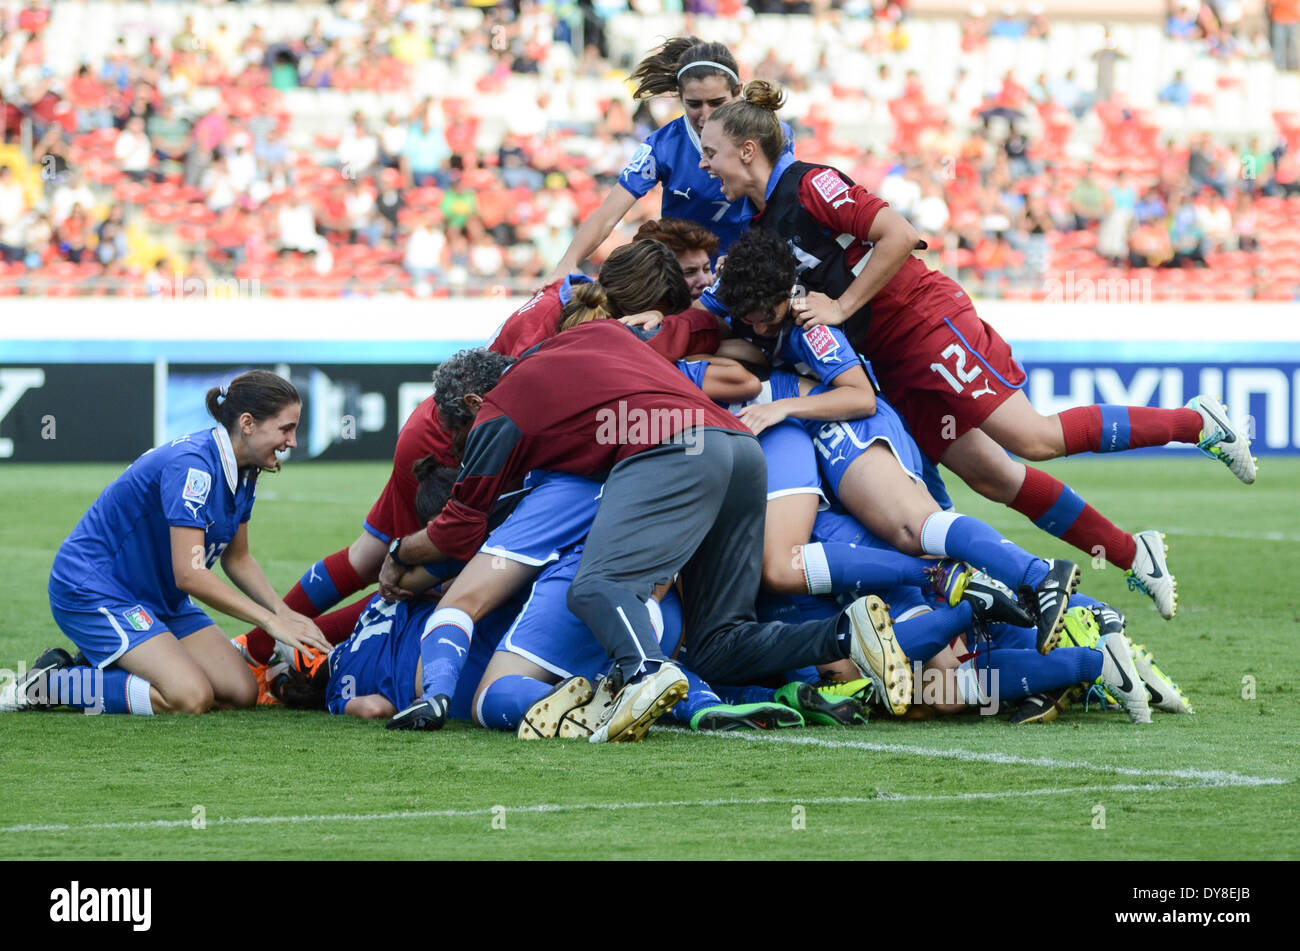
[2,457,1296,860]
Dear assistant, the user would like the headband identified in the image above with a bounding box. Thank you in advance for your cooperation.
[677,60,740,85]
[217,384,228,405]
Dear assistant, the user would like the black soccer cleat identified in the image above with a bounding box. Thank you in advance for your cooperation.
[1008,685,1080,724]
[1023,559,1081,654]
[0,647,74,712]
[961,570,1034,627]
[386,694,450,731]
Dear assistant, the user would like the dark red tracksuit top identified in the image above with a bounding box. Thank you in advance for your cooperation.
[426,319,750,561]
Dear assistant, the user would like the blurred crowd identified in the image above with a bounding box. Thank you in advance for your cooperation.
[0,0,1298,300]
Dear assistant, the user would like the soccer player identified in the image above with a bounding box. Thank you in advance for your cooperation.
[232,240,722,676]
[376,328,915,742]
[699,88,1257,620]
[2,371,329,716]
[546,38,795,281]
[632,217,719,301]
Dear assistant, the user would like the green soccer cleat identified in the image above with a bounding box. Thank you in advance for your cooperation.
[812,677,874,703]
[689,701,804,732]
[1058,604,1103,649]
[774,681,867,726]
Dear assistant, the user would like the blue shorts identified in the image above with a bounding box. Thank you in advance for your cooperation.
[760,420,826,505]
[808,396,925,498]
[496,547,684,683]
[480,470,604,566]
[48,584,214,669]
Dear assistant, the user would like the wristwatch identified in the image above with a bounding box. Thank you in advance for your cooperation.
[388,536,412,569]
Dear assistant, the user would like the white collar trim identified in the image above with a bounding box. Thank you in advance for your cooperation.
[683,115,702,156]
[212,426,238,494]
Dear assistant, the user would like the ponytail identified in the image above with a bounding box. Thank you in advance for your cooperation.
[631,36,742,100]
[559,281,614,331]
[205,369,300,431]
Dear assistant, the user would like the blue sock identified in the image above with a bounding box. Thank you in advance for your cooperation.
[420,607,473,700]
[712,684,777,707]
[920,512,1048,591]
[980,646,1103,702]
[801,542,931,596]
[894,603,974,662]
[298,558,340,612]
[477,674,551,731]
[48,667,149,714]
[672,668,725,723]
[987,622,1037,652]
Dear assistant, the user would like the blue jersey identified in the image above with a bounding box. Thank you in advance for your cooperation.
[49,427,256,612]
[676,358,709,391]
[618,115,794,252]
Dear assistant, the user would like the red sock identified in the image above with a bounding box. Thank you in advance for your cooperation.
[243,548,368,663]
[1009,466,1137,570]
[314,596,373,645]
[1058,405,1202,454]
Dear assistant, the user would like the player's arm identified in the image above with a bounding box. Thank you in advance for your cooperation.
[545,186,638,283]
[171,526,329,652]
[715,336,770,365]
[344,694,397,719]
[693,355,762,403]
[736,363,874,435]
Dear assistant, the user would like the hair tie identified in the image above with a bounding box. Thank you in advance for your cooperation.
[677,60,740,85]
[217,384,228,406]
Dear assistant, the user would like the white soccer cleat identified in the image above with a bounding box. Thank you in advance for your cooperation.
[1096,632,1152,724]
[1129,641,1194,714]
[518,676,593,740]
[845,595,911,716]
[557,676,618,739]
[588,662,688,743]
[0,647,74,712]
[1188,395,1256,485]
[1127,530,1177,620]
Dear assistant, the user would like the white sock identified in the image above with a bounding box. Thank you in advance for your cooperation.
[954,660,989,707]
[919,511,962,557]
[799,543,833,595]
[126,674,154,715]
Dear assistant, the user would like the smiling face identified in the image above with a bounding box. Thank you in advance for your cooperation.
[676,248,713,300]
[698,120,752,202]
[680,74,736,135]
[237,403,300,471]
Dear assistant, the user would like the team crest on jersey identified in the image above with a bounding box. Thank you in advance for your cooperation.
[810,168,849,203]
[625,144,657,181]
[123,605,154,631]
[805,324,840,361]
[182,467,212,506]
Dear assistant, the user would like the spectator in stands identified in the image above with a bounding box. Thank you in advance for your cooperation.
[100,39,132,94]
[95,204,128,268]
[1015,191,1053,279]
[378,109,408,170]
[338,111,378,179]
[1195,189,1233,252]
[1097,189,1132,266]
[1272,0,1300,71]
[402,113,449,188]
[346,177,382,246]
[0,166,27,263]
[1168,192,1208,266]
[1090,27,1127,102]
[1233,190,1258,251]
[1069,163,1107,230]
[148,99,193,183]
[1048,68,1088,119]
[54,203,90,264]
[1167,0,1199,40]
[391,18,434,65]
[404,208,446,285]
[989,4,1027,40]
[1026,2,1050,38]
[961,3,990,52]
[1187,133,1226,195]
[1158,70,1192,106]
[114,116,153,183]
[51,170,93,226]
[1135,186,1167,223]
[277,187,326,257]
[33,126,72,189]
[1128,215,1174,268]
[21,212,52,270]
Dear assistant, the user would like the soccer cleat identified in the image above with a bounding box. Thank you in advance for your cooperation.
[1096,633,1152,724]
[962,570,1034,627]
[557,676,617,738]
[588,662,688,743]
[925,558,971,606]
[774,681,867,726]
[1024,559,1080,654]
[1058,605,1103,649]
[1188,395,1256,485]
[386,694,450,731]
[1126,529,1177,620]
[812,677,874,704]
[1008,685,1080,724]
[1129,641,1194,714]
[845,595,911,716]
[0,647,74,712]
[518,676,593,740]
[690,701,804,732]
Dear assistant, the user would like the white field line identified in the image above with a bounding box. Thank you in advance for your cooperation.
[1161,526,1300,544]
[701,729,1289,786]
[0,779,1279,835]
